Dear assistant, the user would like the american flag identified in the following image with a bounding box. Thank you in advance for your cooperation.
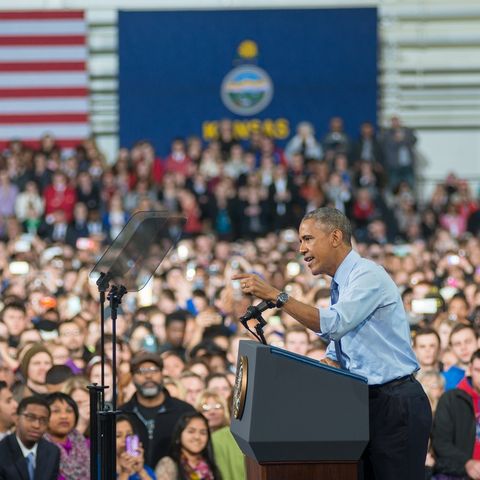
[0,10,90,150]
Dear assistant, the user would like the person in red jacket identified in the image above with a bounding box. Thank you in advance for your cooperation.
[164,138,192,176]
[432,349,480,479]
[44,171,77,223]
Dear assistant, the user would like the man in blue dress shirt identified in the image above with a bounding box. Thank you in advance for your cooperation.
[234,207,432,480]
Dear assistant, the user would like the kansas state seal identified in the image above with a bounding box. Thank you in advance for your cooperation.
[221,41,273,116]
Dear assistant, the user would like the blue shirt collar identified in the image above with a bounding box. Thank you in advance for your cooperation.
[333,249,360,288]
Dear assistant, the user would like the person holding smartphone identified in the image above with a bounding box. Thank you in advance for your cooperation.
[116,414,156,480]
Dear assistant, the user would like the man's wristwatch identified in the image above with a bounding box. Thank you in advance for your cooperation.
[275,291,289,308]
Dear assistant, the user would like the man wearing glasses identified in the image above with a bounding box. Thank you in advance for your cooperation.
[120,352,194,468]
[0,396,60,480]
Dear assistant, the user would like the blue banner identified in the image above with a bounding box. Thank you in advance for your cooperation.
[119,8,377,155]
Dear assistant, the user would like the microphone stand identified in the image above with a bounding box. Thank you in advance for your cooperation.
[90,274,127,480]
[240,301,275,345]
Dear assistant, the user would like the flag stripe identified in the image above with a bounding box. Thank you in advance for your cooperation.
[0,124,90,138]
[0,46,86,61]
[0,72,88,88]
[0,20,86,35]
[0,98,88,114]
[0,138,84,149]
[0,87,88,98]
[0,61,86,72]
[0,11,84,20]
[0,11,89,147]
[0,35,85,46]
[0,113,88,124]
[0,138,85,149]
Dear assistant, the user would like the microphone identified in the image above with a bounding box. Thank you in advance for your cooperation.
[240,300,276,322]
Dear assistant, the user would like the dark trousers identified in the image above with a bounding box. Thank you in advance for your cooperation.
[361,375,432,480]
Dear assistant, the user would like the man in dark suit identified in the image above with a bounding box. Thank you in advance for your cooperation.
[0,396,60,480]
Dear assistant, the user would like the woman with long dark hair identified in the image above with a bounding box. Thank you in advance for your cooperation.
[155,411,222,480]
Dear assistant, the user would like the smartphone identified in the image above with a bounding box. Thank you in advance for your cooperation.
[286,261,300,277]
[447,255,460,266]
[141,334,158,353]
[76,238,95,251]
[42,246,64,262]
[232,279,242,300]
[66,296,82,317]
[186,261,196,282]
[411,298,438,315]
[9,261,30,275]
[125,434,139,456]
[137,280,153,307]
[392,244,412,258]
[177,244,189,260]
[14,239,31,253]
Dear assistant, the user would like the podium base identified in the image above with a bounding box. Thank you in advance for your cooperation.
[245,456,359,480]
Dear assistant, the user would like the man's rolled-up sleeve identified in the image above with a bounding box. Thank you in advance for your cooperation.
[318,306,338,342]
[323,340,337,362]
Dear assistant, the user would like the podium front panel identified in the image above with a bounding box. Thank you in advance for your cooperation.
[231,341,369,463]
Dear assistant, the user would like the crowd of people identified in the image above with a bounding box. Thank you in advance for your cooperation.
[0,114,478,479]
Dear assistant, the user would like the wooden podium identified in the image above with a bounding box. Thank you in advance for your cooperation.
[230,341,369,480]
[245,457,359,480]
